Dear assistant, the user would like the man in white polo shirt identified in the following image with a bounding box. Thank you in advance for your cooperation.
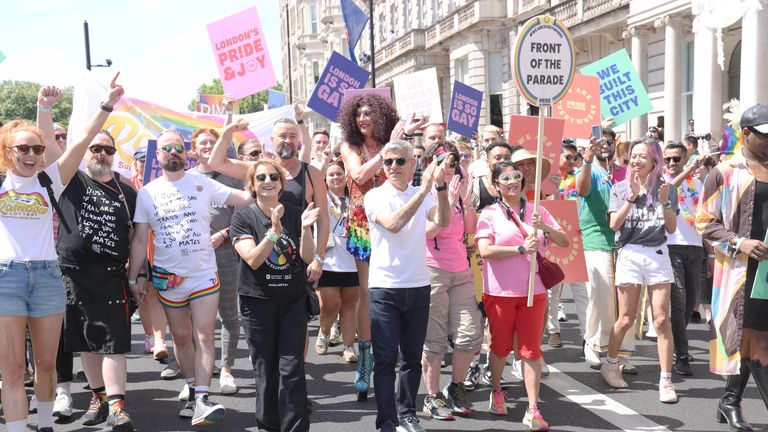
[364,140,451,432]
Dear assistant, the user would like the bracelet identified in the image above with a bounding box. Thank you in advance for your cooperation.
[626,197,636,204]
[137,273,147,279]
[583,159,593,165]
[662,202,672,210]
[37,105,51,113]
[735,237,746,254]
[265,230,279,242]
[435,183,447,192]
[314,254,324,265]
[127,279,137,285]
[707,254,716,259]
[517,245,526,255]
[100,102,114,112]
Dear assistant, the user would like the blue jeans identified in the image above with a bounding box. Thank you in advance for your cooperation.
[369,286,430,429]
[0,259,65,317]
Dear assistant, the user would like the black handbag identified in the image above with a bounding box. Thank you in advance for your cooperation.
[306,283,320,317]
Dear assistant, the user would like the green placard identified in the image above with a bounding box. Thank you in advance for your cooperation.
[579,48,652,127]
[752,230,768,300]
[0,50,6,63]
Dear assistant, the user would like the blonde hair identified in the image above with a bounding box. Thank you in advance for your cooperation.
[0,120,44,172]
[245,159,287,197]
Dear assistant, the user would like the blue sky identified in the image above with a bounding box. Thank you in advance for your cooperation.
[0,1,283,110]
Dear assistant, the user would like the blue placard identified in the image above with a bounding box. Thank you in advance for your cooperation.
[142,140,198,185]
[447,81,483,137]
[267,89,287,109]
[307,51,370,122]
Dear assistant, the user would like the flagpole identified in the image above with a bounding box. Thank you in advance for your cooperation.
[369,0,375,87]
[286,2,293,104]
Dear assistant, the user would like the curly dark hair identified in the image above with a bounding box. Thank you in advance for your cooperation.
[337,94,399,147]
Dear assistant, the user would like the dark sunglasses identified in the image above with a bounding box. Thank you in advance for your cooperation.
[55,133,67,141]
[89,145,117,155]
[563,154,582,162]
[256,173,280,182]
[160,144,186,153]
[135,157,146,164]
[248,150,262,157]
[13,144,46,155]
[383,157,407,167]
[664,156,682,164]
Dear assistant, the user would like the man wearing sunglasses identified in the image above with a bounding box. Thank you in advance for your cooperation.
[236,139,263,162]
[127,128,255,427]
[55,129,138,429]
[363,140,451,432]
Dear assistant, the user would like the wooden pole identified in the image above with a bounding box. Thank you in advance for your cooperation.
[527,108,546,307]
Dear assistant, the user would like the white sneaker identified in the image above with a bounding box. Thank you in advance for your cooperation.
[219,371,237,394]
[342,345,358,363]
[659,380,678,403]
[329,320,342,345]
[315,332,330,355]
[646,322,658,338]
[510,359,524,381]
[52,392,73,417]
[557,303,567,322]
[179,383,190,401]
[28,395,37,413]
[540,361,550,378]
[584,344,601,368]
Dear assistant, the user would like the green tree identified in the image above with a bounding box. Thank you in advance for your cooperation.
[187,78,285,114]
[0,80,73,124]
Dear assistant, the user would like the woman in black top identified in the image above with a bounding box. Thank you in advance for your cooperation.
[230,160,319,432]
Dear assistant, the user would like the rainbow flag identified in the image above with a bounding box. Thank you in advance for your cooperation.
[720,124,742,155]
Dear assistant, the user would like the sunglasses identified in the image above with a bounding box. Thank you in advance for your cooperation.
[12,144,46,155]
[160,144,186,153]
[664,156,682,164]
[135,157,146,164]
[256,173,280,182]
[497,171,524,184]
[89,145,117,155]
[460,153,472,160]
[563,154,582,162]
[55,133,67,141]
[383,157,407,167]
[248,150,262,157]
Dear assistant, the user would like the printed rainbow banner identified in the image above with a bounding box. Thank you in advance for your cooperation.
[720,124,742,155]
[68,71,294,178]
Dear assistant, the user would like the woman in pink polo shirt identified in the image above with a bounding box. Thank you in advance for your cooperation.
[476,161,569,431]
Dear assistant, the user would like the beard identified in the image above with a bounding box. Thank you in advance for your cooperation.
[596,150,615,162]
[160,156,185,172]
[86,158,113,177]
[277,144,295,160]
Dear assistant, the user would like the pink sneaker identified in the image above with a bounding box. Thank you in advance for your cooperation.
[144,335,154,354]
[523,405,549,431]
[489,389,508,415]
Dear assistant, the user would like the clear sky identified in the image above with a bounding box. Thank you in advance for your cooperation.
[0,1,283,111]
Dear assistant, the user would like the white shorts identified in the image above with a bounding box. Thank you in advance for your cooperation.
[157,272,220,309]
[614,243,674,286]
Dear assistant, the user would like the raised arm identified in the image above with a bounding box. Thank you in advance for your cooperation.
[295,104,312,163]
[208,118,251,180]
[340,141,383,185]
[37,86,63,165]
[668,153,706,187]
[57,73,125,185]
[222,94,236,128]
[576,137,603,197]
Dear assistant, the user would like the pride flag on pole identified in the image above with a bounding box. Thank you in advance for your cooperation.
[341,0,368,64]
[720,124,743,155]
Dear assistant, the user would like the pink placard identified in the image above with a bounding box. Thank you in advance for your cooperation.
[507,115,565,195]
[207,6,276,99]
[343,88,392,104]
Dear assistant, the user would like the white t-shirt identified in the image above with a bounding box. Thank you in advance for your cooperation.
[321,194,357,272]
[365,182,436,289]
[134,172,231,277]
[667,177,703,246]
[0,164,65,261]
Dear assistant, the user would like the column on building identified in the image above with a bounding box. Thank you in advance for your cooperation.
[629,25,649,139]
[739,3,768,108]
[663,15,683,143]
[692,25,722,139]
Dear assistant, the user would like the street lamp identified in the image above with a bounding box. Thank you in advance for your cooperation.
[83,21,112,70]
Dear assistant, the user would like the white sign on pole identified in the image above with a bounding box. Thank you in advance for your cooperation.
[393,67,443,123]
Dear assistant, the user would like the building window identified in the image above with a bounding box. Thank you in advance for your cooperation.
[310,3,318,33]
[488,52,503,94]
[431,0,440,24]
[455,56,469,84]
[728,41,741,101]
[313,61,320,84]
[681,41,694,136]
[403,1,410,33]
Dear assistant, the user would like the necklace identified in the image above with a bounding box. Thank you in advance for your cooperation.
[676,175,699,226]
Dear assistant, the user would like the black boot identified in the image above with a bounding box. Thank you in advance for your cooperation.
[749,359,768,411]
[717,360,754,432]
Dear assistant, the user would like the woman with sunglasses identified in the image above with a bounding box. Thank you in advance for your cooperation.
[337,93,422,400]
[475,161,568,431]
[230,160,319,432]
[0,76,124,432]
[602,138,678,404]
[314,159,359,362]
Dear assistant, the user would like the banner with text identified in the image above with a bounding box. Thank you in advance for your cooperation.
[142,139,199,185]
[447,81,483,137]
[307,51,370,122]
[207,6,276,98]
[579,49,652,127]
[393,67,443,123]
[196,94,240,115]
[540,200,587,283]
[343,87,392,104]
[508,115,565,195]
[553,73,601,138]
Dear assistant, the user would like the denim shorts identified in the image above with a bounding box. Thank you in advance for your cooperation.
[0,259,66,317]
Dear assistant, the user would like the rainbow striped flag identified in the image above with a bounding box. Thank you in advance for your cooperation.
[720,124,742,155]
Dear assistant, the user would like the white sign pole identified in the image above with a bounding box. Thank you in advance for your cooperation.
[527,108,547,306]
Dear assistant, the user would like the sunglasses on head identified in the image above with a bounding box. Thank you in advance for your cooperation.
[55,133,67,141]
[12,144,46,155]
[160,144,186,153]
[383,157,407,167]
[248,150,262,157]
[256,173,280,182]
[89,145,117,155]
[664,156,682,164]
[497,171,524,184]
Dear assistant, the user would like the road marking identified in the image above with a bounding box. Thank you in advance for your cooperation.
[544,365,672,432]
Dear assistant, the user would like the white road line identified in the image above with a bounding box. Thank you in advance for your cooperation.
[544,365,672,432]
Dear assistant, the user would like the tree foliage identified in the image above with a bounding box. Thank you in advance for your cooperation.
[187,78,285,114]
[0,80,74,125]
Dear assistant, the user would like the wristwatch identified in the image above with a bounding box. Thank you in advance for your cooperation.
[296,119,304,124]
[435,183,447,192]
[517,245,526,255]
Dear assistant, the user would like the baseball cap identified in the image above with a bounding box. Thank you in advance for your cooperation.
[133,148,147,160]
[740,103,768,134]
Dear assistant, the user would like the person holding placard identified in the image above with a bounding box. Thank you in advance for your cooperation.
[603,138,678,404]
[697,103,768,430]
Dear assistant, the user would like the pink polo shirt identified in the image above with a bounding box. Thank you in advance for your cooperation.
[426,205,470,273]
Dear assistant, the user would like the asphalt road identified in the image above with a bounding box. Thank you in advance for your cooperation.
[3,290,767,431]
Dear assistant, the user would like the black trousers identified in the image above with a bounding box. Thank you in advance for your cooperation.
[240,294,309,432]
[668,245,703,356]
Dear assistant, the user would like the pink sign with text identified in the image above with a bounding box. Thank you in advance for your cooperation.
[207,6,276,99]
